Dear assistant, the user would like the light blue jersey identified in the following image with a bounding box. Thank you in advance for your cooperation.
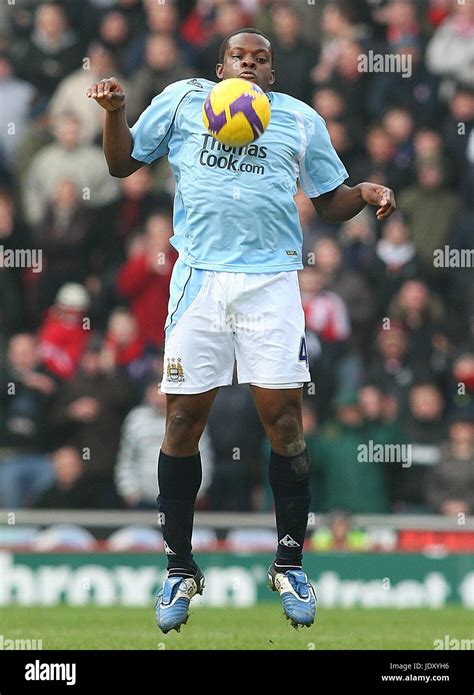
[130,78,348,273]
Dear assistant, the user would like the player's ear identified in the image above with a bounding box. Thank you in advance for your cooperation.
[269,70,275,85]
[216,63,224,80]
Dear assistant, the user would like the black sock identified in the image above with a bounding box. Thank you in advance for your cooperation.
[269,447,311,570]
[157,450,202,577]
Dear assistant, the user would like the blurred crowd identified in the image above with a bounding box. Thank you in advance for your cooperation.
[0,0,473,516]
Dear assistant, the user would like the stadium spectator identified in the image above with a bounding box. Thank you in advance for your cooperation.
[128,34,194,121]
[301,265,356,419]
[398,156,462,272]
[303,267,351,344]
[311,509,370,551]
[0,333,56,508]
[105,307,144,363]
[448,351,474,419]
[0,251,22,343]
[382,107,416,191]
[269,3,316,104]
[116,212,177,349]
[426,413,474,515]
[317,38,372,124]
[206,382,265,511]
[353,123,399,192]
[48,41,129,145]
[392,382,446,513]
[309,2,363,87]
[115,375,214,509]
[112,0,147,39]
[373,0,422,47]
[312,237,375,352]
[311,86,364,155]
[338,208,375,272]
[196,2,249,82]
[114,168,172,264]
[140,0,195,69]
[31,178,92,317]
[314,390,390,513]
[33,445,121,509]
[368,36,439,124]
[325,119,361,189]
[97,10,134,77]
[312,85,347,126]
[145,1,182,38]
[365,212,420,317]
[366,322,425,410]
[0,191,30,338]
[413,126,443,164]
[389,280,445,365]
[50,333,134,479]
[426,0,474,91]
[180,0,214,48]
[104,306,157,397]
[37,283,90,380]
[22,112,120,226]
[359,383,402,444]
[426,0,452,29]
[253,0,326,46]
[442,85,474,208]
[0,51,36,177]
[11,3,82,103]
[359,382,404,506]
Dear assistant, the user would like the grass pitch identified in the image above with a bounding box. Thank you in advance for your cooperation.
[0,605,470,650]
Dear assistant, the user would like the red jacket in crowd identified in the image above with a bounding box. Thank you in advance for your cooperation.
[117,252,176,348]
[38,308,89,380]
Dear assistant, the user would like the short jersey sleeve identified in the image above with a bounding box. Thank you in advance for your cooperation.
[129,81,188,164]
[296,110,348,198]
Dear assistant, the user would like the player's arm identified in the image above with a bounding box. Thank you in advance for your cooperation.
[86,77,143,178]
[311,183,396,223]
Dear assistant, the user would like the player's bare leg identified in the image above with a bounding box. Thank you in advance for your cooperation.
[252,386,317,627]
[251,386,305,456]
[162,389,218,456]
[155,389,218,634]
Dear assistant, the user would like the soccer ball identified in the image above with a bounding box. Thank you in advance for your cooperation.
[202,78,271,147]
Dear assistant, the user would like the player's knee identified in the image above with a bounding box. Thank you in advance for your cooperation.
[165,409,204,446]
[270,411,304,454]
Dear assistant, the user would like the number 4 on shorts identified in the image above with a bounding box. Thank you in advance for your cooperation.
[299,335,308,367]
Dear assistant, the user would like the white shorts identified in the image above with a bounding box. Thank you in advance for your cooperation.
[161,259,311,394]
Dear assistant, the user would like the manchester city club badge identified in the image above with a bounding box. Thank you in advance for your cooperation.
[166,356,185,382]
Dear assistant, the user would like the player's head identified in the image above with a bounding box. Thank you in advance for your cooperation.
[216,28,275,92]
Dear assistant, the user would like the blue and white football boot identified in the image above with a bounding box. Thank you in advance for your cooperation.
[268,561,316,628]
[155,567,205,634]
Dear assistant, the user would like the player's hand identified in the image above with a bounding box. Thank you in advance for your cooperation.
[86,77,125,112]
[359,183,396,220]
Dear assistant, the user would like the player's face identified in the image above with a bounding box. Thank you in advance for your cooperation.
[216,33,275,92]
